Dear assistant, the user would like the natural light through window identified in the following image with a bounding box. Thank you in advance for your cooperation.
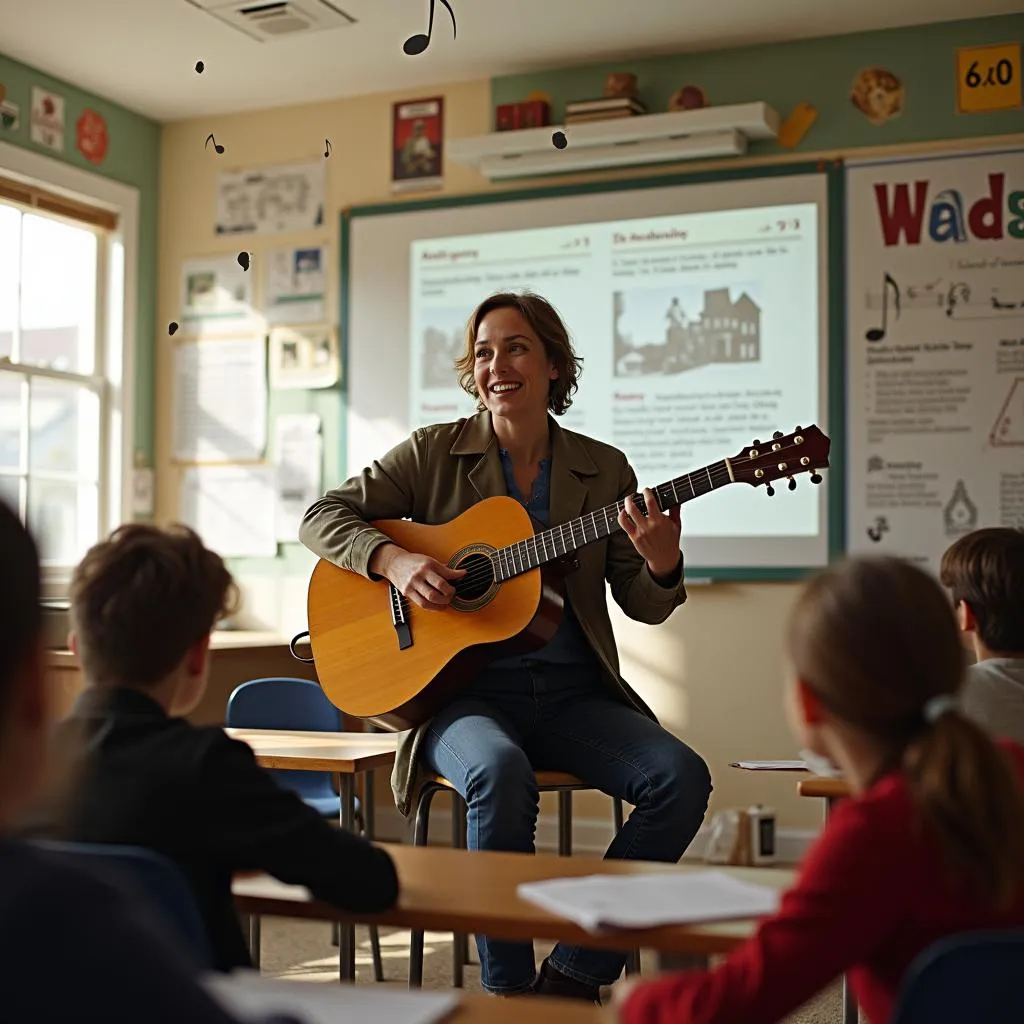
[0,200,109,569]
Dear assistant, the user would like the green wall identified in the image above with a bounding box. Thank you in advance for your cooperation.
[493,13,1024,154]
[0,53,160,463]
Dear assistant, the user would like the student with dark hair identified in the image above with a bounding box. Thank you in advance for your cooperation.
[0,501,244,1022]
[49,522,399,972]
[612,555,1024,1024]
[940,527,1024,743]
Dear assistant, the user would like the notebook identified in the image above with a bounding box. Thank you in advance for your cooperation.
[517,870,781,934]
[204,972,459,1024]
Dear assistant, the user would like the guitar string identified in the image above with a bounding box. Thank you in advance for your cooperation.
[447,437,820,593]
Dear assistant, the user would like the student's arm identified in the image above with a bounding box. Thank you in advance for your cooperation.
[617,798,895,1024]
[201,734,400,913]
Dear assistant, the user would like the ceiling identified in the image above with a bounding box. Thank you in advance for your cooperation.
[0,0,1019,123]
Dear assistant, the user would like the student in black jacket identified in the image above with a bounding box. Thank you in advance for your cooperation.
[51,521,399,972]
[0,500,245,1023]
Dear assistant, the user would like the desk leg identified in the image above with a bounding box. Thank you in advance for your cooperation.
[339,774,357,984]
[825,796,858,1024]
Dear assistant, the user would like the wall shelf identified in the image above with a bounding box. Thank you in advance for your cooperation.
[448,102,779,181]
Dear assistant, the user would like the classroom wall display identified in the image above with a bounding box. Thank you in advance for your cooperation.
[215,159,326,235]
[343,163,843,577]
[845,147,1024,573]
[29,86,64,151]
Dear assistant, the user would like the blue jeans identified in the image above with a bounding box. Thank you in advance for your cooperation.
[419,661,712,994]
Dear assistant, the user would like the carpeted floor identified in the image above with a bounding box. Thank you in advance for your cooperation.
[258,917,850,1022]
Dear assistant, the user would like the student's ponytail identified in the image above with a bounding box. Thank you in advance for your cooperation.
[789,556,1024,911]
[903,700,1024,910]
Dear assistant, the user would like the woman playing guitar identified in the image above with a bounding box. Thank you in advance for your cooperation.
[299,291,712,1002]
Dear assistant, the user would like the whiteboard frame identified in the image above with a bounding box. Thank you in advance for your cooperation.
[339,160,845,581]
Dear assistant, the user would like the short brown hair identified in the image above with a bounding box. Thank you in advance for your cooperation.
[939,527,1024,653]
[789,555,1024,909]
[454,291,583,415]
[70,523,239,689]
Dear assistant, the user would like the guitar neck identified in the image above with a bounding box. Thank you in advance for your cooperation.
[492,458,733,582]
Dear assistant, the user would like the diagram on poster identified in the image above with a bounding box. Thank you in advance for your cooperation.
[991,377,1024,446]
[846,148,1024,573]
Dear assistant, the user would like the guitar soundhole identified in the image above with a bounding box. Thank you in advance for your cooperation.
[453,552,494,603]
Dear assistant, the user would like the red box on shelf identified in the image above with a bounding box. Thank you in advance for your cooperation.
[495,100,551,131]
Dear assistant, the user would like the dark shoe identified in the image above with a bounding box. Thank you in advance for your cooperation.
[532,959,602,1004]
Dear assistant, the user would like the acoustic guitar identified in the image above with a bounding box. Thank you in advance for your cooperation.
[307,425,830,730]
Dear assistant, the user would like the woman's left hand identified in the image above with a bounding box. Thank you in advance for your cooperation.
[619,487,682,581]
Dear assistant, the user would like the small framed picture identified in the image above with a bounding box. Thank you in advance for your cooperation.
[268,324,340,390]
[392,96,443,193]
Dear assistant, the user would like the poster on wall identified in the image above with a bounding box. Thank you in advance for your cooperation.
[178,254,258,336]
[264,245,326,324]
[268,324,340,390]
[30,87,64,151]
[392,96,443,194]
[846,148,1024,574]
[215,159,325,236]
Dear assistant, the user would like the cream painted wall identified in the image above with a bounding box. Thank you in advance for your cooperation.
[156,79,821,835]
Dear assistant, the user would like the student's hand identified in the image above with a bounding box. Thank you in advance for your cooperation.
[384,550,466,610]
[618,487,682,581]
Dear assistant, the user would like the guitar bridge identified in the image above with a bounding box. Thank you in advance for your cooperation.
[388,583,413,650]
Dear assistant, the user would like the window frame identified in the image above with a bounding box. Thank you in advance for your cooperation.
[0,140,139,595]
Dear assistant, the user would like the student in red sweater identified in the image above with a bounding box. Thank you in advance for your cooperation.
[612,555,1024,1024]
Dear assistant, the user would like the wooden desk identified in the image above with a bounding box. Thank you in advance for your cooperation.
[235,841,793,971]
[459,992,604,1023]
[797,777,851,801]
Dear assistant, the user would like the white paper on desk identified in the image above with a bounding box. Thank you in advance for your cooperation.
[730,760,808,771]
[205,971,457,1024]
[179,465,277,557]
[273,413,322,542]
[173,337,267,462]
[518,871,780,934]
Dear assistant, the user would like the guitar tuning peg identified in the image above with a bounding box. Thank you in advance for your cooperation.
[766,483,775,497]
[772,431,783,439]
[787,477,796,491]
[810,472,822,485]
[795,425,803,432]
[752,438,761,446]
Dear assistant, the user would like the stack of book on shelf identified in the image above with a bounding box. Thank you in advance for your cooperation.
[565,96,647,124]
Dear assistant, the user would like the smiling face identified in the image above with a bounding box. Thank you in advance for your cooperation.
[472,306,558,425]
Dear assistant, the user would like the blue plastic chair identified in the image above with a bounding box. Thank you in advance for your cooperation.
[226,677,357,822]
[34,839,212,970]
[891,928,1024,1024]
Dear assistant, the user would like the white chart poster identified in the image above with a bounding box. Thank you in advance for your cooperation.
[173,337,268,462]
[179,465,277,557]
[264,245,327,324]
[846,148,1024,572]
[215,159,325,236]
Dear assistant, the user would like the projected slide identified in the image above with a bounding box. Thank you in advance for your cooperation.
[408,203,820,539]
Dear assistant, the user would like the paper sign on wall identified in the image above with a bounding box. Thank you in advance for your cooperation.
[30,87,65,151]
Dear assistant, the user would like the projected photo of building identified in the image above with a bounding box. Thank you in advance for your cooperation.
[419,307,468,389]
[613,286,762,377]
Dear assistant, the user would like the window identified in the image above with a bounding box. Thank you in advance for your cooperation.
[0,188,118,572]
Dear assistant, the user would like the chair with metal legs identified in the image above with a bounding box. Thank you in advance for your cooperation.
[407,770,641,988]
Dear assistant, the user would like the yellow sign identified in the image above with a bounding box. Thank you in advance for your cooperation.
[956,42,1022,114]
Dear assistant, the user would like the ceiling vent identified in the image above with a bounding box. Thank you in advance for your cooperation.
[185,0,355,42]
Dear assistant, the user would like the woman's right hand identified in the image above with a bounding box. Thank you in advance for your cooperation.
[370,543,466,610]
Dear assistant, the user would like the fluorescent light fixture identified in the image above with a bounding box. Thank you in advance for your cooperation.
[477,130,746,181]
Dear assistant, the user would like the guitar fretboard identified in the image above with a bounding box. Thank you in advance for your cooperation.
[491,458,733,582]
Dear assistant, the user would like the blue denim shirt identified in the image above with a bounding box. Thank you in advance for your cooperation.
[487,449,598,669]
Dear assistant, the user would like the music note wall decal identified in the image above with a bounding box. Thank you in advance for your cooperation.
[403,0,456,55]
[865,272,900,342]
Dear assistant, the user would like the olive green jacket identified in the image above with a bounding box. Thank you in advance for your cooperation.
[298,412,687,816]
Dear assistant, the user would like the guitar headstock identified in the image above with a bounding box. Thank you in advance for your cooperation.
[730,425,830,496]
